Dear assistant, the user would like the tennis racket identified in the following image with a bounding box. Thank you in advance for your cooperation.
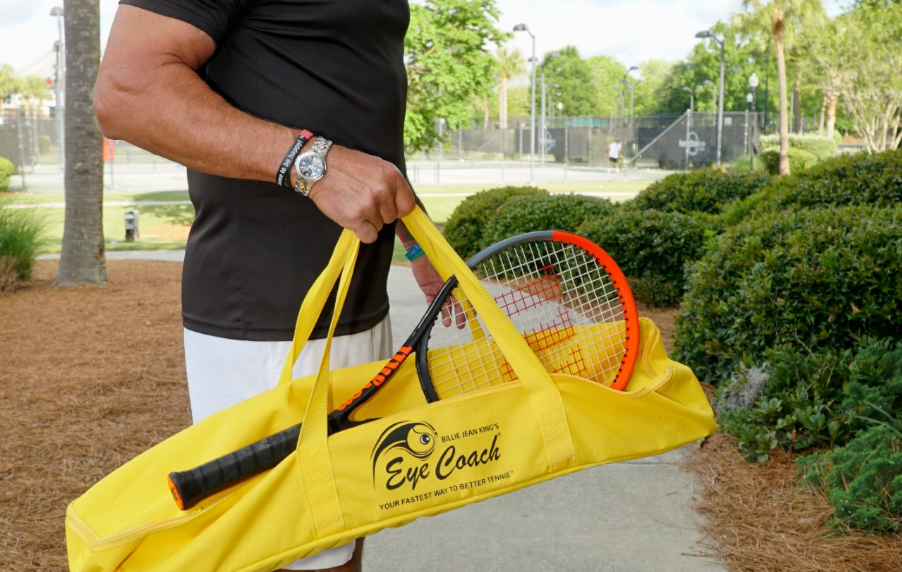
[168,230,639,510]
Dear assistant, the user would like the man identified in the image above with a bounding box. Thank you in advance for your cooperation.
[94,1,444,571]
[607,139,622,173]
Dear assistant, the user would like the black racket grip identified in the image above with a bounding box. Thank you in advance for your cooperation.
[167,422,302,510]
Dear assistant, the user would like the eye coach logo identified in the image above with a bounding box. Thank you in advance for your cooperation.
[371,420,502,493]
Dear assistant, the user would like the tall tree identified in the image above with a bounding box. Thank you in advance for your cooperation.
[586,55,627,117]
[56,0,106,286]
[404,0,507,152]
[541,46,598,117]
[805,4,902,151]
[630,60,675,116]
[495,47,524,128]
[0,64,23,101]
[735,0,826,175]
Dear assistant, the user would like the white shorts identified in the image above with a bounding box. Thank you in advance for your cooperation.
[183,317,393,570]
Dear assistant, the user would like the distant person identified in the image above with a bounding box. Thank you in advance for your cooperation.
[608,139,622,172]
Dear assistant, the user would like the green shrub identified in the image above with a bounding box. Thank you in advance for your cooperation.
[632,170,772,216]
[716,346,851,462]
[843,338,902,433]
[0,157,14,192]
[760,147,819,175]
[673,205,902,386]
[0,201,45,290]
[759,133,839,161]
[724,149,902,226]
[578,209,708,307]
[798,423,902,533]
[443,186,548,259]
[481,194,616,247]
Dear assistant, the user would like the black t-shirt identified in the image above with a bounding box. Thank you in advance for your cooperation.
[120,0,409,341]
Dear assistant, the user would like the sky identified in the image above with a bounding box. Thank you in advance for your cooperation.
[0,0,848,77]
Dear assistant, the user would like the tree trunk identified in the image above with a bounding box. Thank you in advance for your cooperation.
[775,27,790,176]
[825,95,838,141]
[792,78,802,134]
[818,96,826,135]
[56,0,106,286]
[499,77,508,128]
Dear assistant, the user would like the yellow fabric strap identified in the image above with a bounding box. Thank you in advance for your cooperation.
[294,233,360,538]
[278,232,358,387]
[401,207,575,471]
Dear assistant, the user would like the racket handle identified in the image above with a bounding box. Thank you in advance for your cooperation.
[167,422,302,510]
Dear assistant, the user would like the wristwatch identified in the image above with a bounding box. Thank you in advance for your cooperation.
[293,137,333,196]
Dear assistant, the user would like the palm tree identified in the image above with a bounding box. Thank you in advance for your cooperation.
[735,0,825,175]
[496,47,524,129]
[56,0,106,286]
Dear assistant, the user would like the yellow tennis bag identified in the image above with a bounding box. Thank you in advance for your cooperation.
[66,208,717,572]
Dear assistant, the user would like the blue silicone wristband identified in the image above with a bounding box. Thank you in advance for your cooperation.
[404,243,425,261]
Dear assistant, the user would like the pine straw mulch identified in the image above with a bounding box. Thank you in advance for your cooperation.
[0,260,191,572]
[1,260,900,572]
[686,433,902,572]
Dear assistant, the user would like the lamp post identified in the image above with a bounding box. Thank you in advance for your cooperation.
[51,6,65,171]
[513,23,535,182]
[620,66,638,127]
[681,86,695,114]
[749,72,759,172]
[696,30,725,168]
[539,51,560,167]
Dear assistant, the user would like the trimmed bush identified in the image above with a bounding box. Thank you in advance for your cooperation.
[716,346,851,462]
[481,194,616,247]
[0,157,14,192]
[723,149,902,226]
[578,209,708,307]
[443,186,548,259]
[0,201,44,290]
[632,170,772,216]
[798,424,902,533]
[673,205,902,386]
[760,133,839,161]
[760,147,819,175]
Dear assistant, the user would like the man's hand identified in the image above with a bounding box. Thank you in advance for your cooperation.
[306,146,416,244]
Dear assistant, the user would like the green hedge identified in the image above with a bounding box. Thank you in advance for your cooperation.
[673,205,902,386]
[481,194,616,247]
[632,170,772,216]
[760,147,819,176]
[759,133,839,161]
[724,149,902,226]
[578,209,708,307]
[0,200,44,289]
[799,424,902,533]
[443,186,548,260]
[0,157,14,192]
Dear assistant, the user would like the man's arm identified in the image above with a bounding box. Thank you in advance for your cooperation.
[94,5,414,243]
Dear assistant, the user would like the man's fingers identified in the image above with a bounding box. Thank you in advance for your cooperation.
[351,220,379,244]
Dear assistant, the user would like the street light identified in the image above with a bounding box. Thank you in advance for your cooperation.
[513,23,535,182]
[681,86,694,114]
[51,6,65,171]
[749,72,759,172]
[539,51,560,166]
[696,30,725,167]
[620,66,638,126]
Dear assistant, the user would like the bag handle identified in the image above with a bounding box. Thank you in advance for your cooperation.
[293,232,360,537]
[401,207,575,471]
[285,207,576,536]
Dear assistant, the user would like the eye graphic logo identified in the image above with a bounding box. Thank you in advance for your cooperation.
[371,421,437,480]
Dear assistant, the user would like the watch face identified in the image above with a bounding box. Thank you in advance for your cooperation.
[297,154,326,181]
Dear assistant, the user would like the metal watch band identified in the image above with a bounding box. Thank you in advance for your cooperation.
[293,137,333,197]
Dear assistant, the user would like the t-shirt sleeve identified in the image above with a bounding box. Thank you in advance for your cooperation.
[118,0,250,45]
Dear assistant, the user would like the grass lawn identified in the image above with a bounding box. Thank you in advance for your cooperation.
[8,179,650,253]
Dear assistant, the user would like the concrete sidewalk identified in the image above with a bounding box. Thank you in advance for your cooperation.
[71,252,723,571]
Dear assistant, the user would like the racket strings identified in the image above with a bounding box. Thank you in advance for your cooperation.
[426,240,629,400]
